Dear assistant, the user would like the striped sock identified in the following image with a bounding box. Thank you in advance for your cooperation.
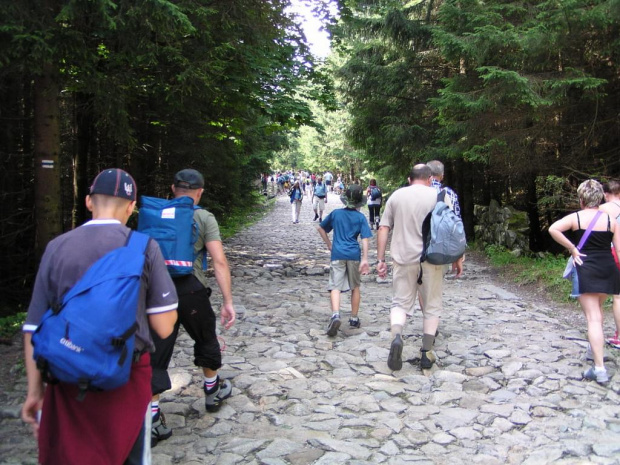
[151,401,159,418]
[204,375,218,392]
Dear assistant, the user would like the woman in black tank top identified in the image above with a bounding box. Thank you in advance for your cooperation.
[549,180,620,386]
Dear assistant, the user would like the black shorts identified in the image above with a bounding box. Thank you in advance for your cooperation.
[151,275,221,395]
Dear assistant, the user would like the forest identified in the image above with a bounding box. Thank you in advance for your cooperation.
[2,0,620,315]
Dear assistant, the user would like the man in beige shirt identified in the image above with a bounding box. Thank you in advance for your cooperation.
[377,164,463,371]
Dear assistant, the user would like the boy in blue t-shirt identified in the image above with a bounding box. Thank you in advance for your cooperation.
[317,184,372,336]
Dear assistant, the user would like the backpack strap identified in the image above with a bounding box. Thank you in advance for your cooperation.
[576,212,581,230]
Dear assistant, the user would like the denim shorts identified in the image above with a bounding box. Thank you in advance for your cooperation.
[570,267,580,298]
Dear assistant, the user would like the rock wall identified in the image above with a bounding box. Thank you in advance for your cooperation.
[474,199,530,252]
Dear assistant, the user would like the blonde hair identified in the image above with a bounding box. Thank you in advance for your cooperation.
[577,179,604,208]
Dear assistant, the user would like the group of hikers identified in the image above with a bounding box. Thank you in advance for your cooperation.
[19,160,620,464]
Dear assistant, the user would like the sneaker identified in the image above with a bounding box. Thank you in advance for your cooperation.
[326,315,341,337]
[582,366,609,385]
[314,213,319,221]
[349,317,361,328]
[420,349,436,370]
[369,223,374,230]
[151,410,172,447]
[204,377,233,413]
[606,331,620,349]
[387,334,403,371]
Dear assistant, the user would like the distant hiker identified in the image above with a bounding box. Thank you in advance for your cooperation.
[22,168,178,464]
[366,178,382,230]
[313,176,328,222]
[317,184,371,336]
[377,164,463,372]
[143,169,236,445]
[289,180,304,224]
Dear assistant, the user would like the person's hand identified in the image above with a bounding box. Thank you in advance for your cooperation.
[572,248,586,266]
[22,393,43,439]
[220,303,236,330]
[359,259,370,275]
[377,261,388,278]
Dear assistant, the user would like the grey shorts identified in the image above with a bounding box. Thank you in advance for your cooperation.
[328,260,361,292]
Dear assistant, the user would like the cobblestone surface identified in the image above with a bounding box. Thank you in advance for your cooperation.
[1,192,620,464]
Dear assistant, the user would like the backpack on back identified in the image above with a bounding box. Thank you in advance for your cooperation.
[138,196,201,277]
[421,190,466,265]
[31,231,150,398]
[370,187,382,201]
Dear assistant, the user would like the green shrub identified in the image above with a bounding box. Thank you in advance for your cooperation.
[0,312,26,339]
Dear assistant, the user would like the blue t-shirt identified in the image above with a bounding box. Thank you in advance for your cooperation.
[320,208,373,261]
[314,183,327,197]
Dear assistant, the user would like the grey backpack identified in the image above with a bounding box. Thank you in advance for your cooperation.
[421,190,466,265]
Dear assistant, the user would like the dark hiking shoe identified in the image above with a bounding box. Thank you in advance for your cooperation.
[205,377,233,413]
[326,315,341,337]
[151,410,172,447]
[314,213,319,221]
[420,349,436,370]
[349,317,361,329]
[388,334,403,371]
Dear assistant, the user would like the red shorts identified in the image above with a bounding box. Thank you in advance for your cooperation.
[38,353,151,465]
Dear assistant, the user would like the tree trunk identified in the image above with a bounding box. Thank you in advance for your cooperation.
[33,64,62,257]
[74,92,94,226]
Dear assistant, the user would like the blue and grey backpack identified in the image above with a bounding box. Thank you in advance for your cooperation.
[421,189,466,265]
[31,231,150,399]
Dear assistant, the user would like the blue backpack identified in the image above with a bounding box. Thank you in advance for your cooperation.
[138,196,203,277]
[31,231,150,398]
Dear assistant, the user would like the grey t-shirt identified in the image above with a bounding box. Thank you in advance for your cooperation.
[192,208,221,289]
[24,220,178,352]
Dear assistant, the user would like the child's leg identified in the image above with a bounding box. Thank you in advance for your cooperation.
[330,289,341,313]
[351,286,360,318]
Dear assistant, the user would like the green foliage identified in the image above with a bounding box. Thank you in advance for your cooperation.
[483,244,573,302]
[217,192,275,240]
[0,312,26,339]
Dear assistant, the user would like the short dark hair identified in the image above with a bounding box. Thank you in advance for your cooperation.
[409,164,431,181]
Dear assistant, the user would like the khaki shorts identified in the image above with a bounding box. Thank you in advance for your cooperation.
[328,260,361,292]
[313,196,326,211]
[391,261,445,319]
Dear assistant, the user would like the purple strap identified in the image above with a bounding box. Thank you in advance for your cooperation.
[576,210,603,250]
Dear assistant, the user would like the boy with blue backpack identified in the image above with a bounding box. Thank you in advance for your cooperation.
[22,168,178,464]
[138,169,236,445]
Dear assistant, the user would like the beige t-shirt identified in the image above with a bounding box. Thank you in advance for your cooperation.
[380,184,438,265]
[193,208,221,288]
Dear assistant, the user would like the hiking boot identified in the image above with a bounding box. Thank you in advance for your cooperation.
[420,349,436,370]
[205,377,233,413]
[314,213,319,221]
[582,366,609,385]
[151,410,172,447]
[607,331,620,349]
[387,334,403,371]
[349,317,361,329]
[326,315,341,337]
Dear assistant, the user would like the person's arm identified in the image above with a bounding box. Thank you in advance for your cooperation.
[377,225,390,278]
[148,311,177,339]
[549,213,584,264]
[612,219,620,256]
[359,237,370,275]
[22,332,44,439]
[206,240,236,329]
[317,226,332,251]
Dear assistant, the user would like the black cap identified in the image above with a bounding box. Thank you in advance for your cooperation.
[89,168,137,201]
[174,169,204,189]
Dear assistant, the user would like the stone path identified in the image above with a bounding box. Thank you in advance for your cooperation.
[2,192,620,464]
